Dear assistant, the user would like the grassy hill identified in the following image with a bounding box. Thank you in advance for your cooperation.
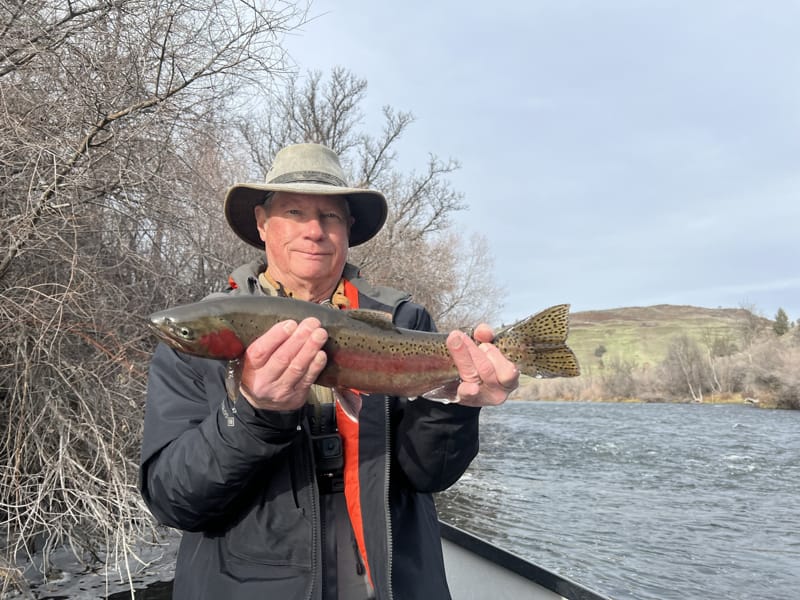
[566,304,770,372]
[512,304,798,408]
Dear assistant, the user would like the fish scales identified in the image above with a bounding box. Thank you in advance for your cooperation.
[321,334,455,397]
[148,296,580,401]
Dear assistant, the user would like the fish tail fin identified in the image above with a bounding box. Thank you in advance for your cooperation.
[494,304,580,378]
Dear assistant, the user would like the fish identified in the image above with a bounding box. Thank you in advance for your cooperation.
[148,296,580,407]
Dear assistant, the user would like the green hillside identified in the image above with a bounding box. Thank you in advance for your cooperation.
[566,304,769,371]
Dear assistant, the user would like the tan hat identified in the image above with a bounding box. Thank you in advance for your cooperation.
[224,143,387,248]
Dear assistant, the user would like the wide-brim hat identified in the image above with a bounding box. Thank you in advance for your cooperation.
[224,143,387,248]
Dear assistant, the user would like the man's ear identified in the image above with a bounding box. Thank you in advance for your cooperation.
[254,205,269,242]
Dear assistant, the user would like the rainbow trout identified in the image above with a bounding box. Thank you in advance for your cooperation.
[148,297,580,402]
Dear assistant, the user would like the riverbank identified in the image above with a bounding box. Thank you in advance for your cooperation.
[510,386,791,409]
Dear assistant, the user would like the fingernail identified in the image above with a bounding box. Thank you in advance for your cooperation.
[450,332,463,348]
[311,328,327,343]
[283,320,298,334]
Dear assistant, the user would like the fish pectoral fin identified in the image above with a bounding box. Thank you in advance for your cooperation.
[419,380,461,404]
[334,388,362,422]
[345,309,397,330]
[225,359,243,401]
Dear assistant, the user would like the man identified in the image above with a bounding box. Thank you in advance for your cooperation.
[140,143,519,599]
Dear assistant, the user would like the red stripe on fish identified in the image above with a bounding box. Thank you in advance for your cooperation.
[198,328,245,359]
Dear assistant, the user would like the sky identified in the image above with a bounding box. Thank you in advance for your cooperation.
[282,0,800,325]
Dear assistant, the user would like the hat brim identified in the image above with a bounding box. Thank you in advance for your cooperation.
[224,182,388,248]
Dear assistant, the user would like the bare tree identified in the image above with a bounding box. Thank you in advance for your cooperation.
[660,335,712,402]
[737,302,767,350]
[601,357,639,399]
[1,0,306,591]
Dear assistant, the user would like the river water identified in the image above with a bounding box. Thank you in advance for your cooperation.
[436,401,800,600]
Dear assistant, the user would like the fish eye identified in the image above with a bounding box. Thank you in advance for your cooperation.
[173,326,194,340]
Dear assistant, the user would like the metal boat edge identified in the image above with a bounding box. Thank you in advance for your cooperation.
[440,521,612,600]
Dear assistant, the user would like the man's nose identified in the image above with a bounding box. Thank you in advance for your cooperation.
[302,217,324,238]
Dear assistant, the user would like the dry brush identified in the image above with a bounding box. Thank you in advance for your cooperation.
[1,0,307,592]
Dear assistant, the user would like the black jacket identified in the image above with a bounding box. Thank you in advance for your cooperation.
[139,262,481,599]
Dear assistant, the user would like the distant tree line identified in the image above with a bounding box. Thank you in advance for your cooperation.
[525,308,800,410]
[0,1,501,591]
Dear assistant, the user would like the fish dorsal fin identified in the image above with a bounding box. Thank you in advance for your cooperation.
[346,309,396,330]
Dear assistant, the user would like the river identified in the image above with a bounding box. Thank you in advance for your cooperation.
[436,401,800,600]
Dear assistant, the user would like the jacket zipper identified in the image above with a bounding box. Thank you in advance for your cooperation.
[302,418,320,600]
[384,396,394,600]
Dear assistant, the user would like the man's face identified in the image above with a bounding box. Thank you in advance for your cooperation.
[255,192,352,289]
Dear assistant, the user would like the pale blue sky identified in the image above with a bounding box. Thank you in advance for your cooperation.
[283,0,800,325]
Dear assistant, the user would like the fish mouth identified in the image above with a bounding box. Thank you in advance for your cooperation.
[148,320,194,353]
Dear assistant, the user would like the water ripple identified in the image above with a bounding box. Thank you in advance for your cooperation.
[437,402,800,600]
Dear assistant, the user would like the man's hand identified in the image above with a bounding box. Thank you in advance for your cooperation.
[239,317,329,411]
[446,324,520,407]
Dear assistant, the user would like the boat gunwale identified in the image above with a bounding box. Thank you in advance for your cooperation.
[439,521,612,600]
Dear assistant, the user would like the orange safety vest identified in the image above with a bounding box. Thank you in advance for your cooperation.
[335,278,373,584]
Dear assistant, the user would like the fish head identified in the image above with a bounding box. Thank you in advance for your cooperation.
[148,309,246,360]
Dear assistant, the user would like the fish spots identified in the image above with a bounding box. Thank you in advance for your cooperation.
[332,347,453,376]
[506,304,570,343]
[198,328,245,360]
[494,305,580,378]
[335,331,441,358]
[500,308,567,348]
[533,348,581,377]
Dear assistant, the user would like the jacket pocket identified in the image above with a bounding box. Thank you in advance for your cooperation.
[221,459,313,572]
